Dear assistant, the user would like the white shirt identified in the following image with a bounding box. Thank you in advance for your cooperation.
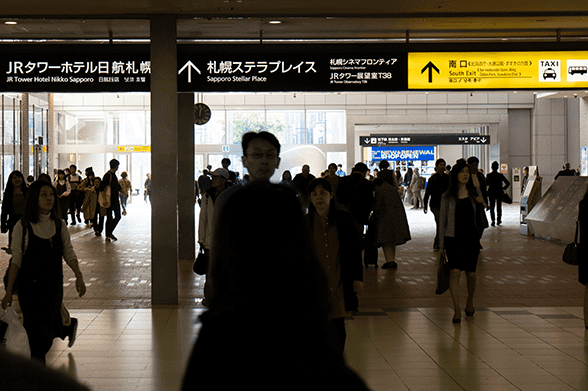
[11,213,77,268]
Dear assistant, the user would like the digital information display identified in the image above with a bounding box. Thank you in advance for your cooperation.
[409,51,588,90]
[370,146,435,161]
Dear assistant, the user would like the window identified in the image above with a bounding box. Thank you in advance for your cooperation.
[226,109,345,146]
[227,111,265,145]
[306,110,345,144]
[266,111,305,145]
[195,110,225,145]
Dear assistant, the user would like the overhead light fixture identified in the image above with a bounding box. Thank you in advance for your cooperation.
[5,20,17,25]
[269,20,281,24]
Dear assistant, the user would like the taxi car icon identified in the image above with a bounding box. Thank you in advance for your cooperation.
[543,68,557,80]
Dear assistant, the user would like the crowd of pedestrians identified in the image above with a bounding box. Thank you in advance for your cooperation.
[2,132,588,388]
[191,136,588,332]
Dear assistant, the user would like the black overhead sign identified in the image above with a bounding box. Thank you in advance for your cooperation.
[4,43,587,93]
[360,134,491,146]
[177,46,408,92]
[0,45,151,93]
[0,44,408,93]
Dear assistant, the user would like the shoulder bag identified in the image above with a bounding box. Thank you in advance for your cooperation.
[99,173,111,209]
[563,221,579,266]
[193,247,209,275]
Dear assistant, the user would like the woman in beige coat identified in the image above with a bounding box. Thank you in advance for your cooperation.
[410,168,425,209]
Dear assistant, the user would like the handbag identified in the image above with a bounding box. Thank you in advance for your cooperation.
[363,219,378,267]
[563,221,579,266]
[435,251,450,295]
[502,190,512,204]
[193,247,209,275]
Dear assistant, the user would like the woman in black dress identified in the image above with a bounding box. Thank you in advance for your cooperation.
[439,162,487,323]
[2,180,86,363]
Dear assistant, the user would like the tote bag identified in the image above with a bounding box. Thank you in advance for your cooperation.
[98,185,111,208]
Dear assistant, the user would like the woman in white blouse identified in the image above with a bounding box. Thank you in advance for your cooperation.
[2,180,86,364]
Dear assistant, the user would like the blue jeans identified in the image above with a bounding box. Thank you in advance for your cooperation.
[119,194,128,214]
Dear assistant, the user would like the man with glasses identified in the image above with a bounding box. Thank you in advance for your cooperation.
[240,131,281,184]
[214,131,282,217]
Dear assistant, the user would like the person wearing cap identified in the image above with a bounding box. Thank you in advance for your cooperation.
[198,168,230,304]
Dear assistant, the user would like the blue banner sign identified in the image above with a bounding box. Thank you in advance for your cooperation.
[371,146,435,161]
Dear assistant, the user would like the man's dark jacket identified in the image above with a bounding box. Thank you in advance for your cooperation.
[336,173,374,226]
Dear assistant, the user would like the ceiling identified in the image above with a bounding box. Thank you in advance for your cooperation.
[1,1,588,98]
[0,0,587,42]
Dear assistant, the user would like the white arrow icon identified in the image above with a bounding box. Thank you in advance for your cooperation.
[480,138,487,143]
[178,61,201,83]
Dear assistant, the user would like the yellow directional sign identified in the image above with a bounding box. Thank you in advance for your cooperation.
[409,51,588,89]
[117,145,150,152]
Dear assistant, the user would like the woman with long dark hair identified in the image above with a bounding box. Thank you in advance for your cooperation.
[279,170,293,186]
[2,180,86,364]
[53,169,71,224]
[1,170,28,253]
[307,177,363,356]
[439,162,487,323]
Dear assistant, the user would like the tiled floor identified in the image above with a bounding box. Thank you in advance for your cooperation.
[1,197,587,390]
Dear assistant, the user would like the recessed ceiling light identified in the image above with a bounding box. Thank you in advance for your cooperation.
[5,21,17,25]
[269,20,281,24]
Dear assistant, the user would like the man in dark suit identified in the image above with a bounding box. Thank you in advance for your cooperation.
[336,162,374,241]
[424,158,449,249]
[100,158,122,242]
[467,156,488,206]
[555,162,576,180]
[292,164,316,209]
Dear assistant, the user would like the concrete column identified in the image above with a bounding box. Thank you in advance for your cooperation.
[21,93,29,174]
[150,15,179,305]
[178,93,195,261]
